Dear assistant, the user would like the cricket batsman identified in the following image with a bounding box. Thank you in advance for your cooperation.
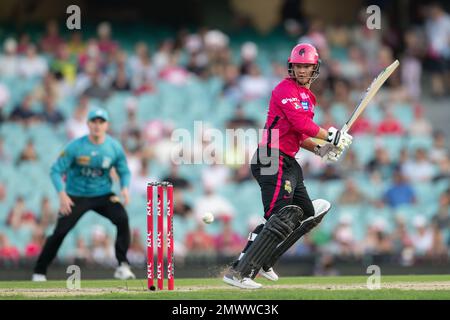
[32,108,136,281]
[223,43,353,289]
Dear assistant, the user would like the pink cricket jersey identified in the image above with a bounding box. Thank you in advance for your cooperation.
[260,78,320,157]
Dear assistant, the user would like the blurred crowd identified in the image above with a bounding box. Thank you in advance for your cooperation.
[0,2,449,270]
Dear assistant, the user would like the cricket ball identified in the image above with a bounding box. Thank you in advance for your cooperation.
[202,212,214,224]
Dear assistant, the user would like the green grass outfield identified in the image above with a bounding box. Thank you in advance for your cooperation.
[0,275,450,299]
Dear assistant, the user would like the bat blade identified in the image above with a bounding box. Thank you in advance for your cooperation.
[342,59,400,133]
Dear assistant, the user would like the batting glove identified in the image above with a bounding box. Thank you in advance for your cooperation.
[327,127,353,150]
[314,143,344,163]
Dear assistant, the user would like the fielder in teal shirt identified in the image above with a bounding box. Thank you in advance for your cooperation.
[50,132,131,197]
[33,107,136,281]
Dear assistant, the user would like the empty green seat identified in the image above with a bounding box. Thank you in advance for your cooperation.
[392,103,414,127]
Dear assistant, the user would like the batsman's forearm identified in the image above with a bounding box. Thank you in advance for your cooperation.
[301,138,320,154]
[313,127,329,141]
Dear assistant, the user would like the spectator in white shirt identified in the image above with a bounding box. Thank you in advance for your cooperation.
[239,63,270,101]
[201,160,231,192]
[19,44,48,79]
[90,225,116,267]
[401,148,435,182]
[130,159,158,198]
[129,42,155,90]
[408,106,432,136]
[66,95,90,139]
[401,29,425,101]
[331,214,357,256]
[429,130,448,163]
[424,3,450,96]
[194,186,235,222]
[0,38,20,77]
[410,216,433,256]
[153,39,174,73]
[425,3,450,59]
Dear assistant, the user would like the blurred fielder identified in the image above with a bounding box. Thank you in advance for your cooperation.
[32,108,135,281]
[224,43,353,289]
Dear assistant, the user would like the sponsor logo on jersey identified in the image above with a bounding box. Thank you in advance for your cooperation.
[301,101,309,110]
[76,155,91,166]
[300,92,309,100]
[102,156,112,168]
[284,180,292,193]
[281,97,299,105]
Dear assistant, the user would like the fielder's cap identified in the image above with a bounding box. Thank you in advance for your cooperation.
[88,108,109,122]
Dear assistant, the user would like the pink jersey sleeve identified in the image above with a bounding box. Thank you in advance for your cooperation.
[272,84,320,138]
[300,133,310,144]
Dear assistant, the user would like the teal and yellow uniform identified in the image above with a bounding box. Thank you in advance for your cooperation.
[34,131,132,276]
[50,135,130,197]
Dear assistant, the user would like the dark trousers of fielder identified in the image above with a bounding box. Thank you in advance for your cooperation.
[34,193,130,275]
[233,149,315,271]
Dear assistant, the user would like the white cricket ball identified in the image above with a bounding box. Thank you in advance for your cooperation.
[202,212,214,224]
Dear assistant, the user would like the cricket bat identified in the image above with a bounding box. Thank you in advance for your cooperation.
[341,59,400,134]
[311,59,400,146]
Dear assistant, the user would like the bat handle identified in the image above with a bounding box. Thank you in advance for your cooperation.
[341,124,349,134]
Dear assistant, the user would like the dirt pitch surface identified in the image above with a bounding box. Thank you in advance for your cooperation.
[1,283,450,298]
[1,275,450,299]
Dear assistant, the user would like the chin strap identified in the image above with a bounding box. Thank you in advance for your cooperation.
[287,60,321,85]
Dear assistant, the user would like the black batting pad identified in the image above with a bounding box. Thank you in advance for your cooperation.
[263,199,331,270]
[234,205,303,278]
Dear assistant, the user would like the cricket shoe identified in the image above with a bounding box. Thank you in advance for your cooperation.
[258,267,279,281]
[32,273,47,282]
[223,270,262,289]
[114,262,136,280]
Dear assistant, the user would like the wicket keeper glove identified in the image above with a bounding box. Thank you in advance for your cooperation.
[314,143,343,163]
[327,127,353,150]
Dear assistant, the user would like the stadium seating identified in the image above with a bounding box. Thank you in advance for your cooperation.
[0,26,446,262]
